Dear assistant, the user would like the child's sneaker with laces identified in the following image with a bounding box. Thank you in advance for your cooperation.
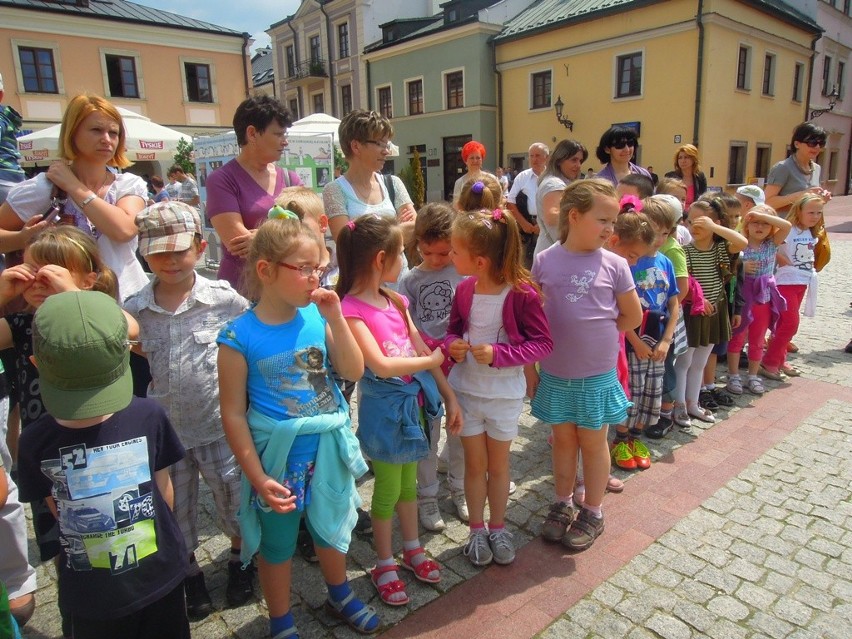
[610,439,637,470]
[418,498,446,532]
[463,528,493,566]
[488,528,515,565]
[630,438,651,469]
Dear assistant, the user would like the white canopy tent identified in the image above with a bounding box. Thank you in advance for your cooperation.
[287,113,399,156]
[16,107,191,165]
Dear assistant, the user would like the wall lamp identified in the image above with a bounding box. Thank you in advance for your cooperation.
[810,85,840,120]
[554,95,574,131]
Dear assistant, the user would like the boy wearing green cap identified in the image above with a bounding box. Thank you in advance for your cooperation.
[124,201,250,618]
[16,291,189,638]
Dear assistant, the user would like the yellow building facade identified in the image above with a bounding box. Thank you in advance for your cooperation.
[495,0,821,188]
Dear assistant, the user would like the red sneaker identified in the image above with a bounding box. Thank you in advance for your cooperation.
[610,440,637,470]
[630,438,651,470]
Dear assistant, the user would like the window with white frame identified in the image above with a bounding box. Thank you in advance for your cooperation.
[377,86,392,119]
[406,78,423,116]
[183,61,213,103]
[615,52,642,98]
[793,62,805,102]
[18,45,59,93]
[728,142,748,185]
[338,23,350,59]
[762,53,775,96]
[531,70,551,109]
[102,50,141,99]
[736,45,751,90]
[445,70,463,109]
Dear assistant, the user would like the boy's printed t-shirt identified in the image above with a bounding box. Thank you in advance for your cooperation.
[398,265,465,340]
[217,304,339,421]
[630,252,679,312]
[16,397,186,619]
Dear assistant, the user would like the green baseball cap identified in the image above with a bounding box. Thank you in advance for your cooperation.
[33,291,132,420]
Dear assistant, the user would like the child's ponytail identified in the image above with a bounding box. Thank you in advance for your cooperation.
[335,215,403,299]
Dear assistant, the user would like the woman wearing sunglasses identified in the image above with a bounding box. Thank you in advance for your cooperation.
[765,122,832,213]
[593,126,652,187]
[665,144,707,207]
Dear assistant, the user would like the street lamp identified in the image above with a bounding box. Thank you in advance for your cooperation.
[554,95,574,131]
[810,85,840,120]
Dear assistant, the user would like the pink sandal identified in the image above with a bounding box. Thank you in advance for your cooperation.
[400,547,441,584]
[370,565,409,606]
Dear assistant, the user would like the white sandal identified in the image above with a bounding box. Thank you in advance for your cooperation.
[686,404,716,423]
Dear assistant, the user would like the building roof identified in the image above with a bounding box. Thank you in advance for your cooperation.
[252,46,274,86]
[1,0,246,37]
[495,0,820,42]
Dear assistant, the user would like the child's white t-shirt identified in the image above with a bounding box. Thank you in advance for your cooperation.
[776,226,816,286]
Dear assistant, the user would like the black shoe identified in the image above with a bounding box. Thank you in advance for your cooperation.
[184,572,214,621]
[645,415,673,439]
[226,560,255,607]
[297,529,318,563]
[698,390,719,412]
[710,388,735,407]
[354,507,373,536]
[845,339,852,354]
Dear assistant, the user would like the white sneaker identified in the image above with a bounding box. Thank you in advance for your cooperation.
[451,491,469,523]
[436,456,448,474]
[418,498,446,532]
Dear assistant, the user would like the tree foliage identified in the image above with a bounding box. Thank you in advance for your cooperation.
[399,149,424,209]
[173,138,194,174]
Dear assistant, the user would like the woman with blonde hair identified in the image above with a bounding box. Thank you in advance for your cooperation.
[665,144,707,208]
[0,93,148,301]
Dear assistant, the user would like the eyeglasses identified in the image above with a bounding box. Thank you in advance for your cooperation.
[611,140,636,150]
[803,138,826,148]
[363,140,393,152]
[277,262,330,279]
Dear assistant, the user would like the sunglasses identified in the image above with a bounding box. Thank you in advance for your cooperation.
[803,138,826,148]
[611,139,636,150]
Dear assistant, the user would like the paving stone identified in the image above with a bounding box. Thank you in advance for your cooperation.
[773,596,814,627]
[644,612,692,639]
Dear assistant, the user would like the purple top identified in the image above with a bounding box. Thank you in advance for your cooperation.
[532,244,634,379]
[595,162,652,186]
[205,159,302,289]
[444,277,552,369]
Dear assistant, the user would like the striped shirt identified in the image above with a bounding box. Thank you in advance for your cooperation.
[684,241,729,302]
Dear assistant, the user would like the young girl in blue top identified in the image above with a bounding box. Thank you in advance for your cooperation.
[446,182,553,567]
[217,214,376,638]
[337,215,462,607]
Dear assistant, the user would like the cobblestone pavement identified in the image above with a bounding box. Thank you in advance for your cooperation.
[20,197,852,638]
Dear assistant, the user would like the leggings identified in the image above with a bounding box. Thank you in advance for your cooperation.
[728,302,771,362]
[257,508,331,564]
[674,344,714,406]
[371,460,417,520]
[763,284,807,370]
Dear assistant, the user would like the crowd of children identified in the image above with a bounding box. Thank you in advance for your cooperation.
[0,151,833,638]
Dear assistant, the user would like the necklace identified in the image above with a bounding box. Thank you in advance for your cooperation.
[793,155,813,176]
[76,168,110,196]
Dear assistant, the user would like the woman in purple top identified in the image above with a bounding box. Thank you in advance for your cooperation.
[206,95,302,292]
[593,126,652,187]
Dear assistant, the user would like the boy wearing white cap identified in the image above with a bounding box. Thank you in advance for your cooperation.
[123,202,250,619]
[17,291,189,638]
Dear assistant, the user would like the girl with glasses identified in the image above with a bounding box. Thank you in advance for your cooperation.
[593,126,652,187]
[765,122,832,213]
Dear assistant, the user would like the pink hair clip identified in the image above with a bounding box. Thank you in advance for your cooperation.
[346,220,356,230]
[492,208,504,222]
[619,195,644,213]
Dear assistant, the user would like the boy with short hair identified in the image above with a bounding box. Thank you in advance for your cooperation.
[123,202,250,619]
[17,291,189,638]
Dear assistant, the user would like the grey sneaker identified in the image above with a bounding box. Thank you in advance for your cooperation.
[488,528,515,565]
[541,501,573,542]
[451,490,469,523]
[418,498,446,532]
[462,529,493,566]
[563,508,605,551]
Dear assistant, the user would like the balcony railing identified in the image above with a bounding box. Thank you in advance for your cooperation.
[289,58,328,80]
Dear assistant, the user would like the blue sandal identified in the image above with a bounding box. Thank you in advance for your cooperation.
[324,591,380,634]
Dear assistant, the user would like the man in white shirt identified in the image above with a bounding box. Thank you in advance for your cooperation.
[506,142,549,266]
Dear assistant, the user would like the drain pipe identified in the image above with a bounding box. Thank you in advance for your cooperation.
[491,35,504,166]
[241,32,251,98]
[692,0,704,145]
[804,32,820,123]
[319,1,336,115]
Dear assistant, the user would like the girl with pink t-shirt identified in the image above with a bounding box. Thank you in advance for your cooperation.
[337,215,461,607]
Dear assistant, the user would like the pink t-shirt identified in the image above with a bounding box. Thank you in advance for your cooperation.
[205,159,301,289]
[532,244,635,380]
[341,293,417,381]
